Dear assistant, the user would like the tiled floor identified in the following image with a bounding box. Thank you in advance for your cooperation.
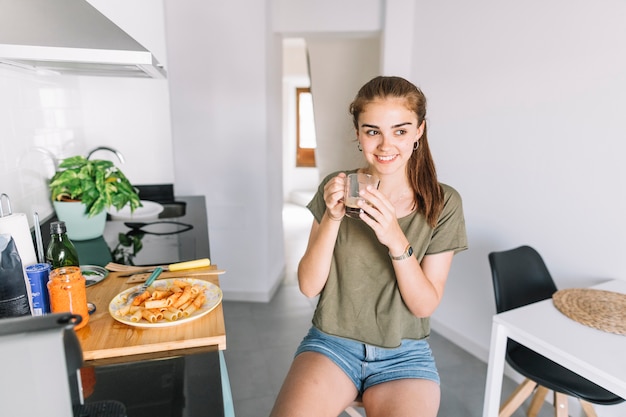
[221,204,553,417]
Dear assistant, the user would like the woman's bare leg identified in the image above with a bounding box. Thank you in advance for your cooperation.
[270,352,359,417]
[362,378,440,417]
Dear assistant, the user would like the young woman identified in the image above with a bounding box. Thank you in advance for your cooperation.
[270,76,468,417]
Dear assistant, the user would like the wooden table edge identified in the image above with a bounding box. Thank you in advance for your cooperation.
[83,342,227,367]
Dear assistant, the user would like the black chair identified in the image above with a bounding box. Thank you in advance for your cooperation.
[488,245,624,417]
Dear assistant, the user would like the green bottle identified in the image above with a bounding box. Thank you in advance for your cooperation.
[46,221,80,268]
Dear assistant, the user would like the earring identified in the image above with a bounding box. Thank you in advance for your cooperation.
[357,143,362,152]
[413,142,418,151]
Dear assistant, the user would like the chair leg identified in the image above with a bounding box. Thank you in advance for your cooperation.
[579,399,598,417]
[499,378,538,417]
[553,392,568,417]
[527,385,549,417]
[344,405,363,417]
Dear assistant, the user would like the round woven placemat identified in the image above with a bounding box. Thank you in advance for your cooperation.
[552,288,626,335]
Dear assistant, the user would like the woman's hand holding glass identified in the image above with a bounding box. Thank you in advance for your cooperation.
[323,172,347,221]
[356,185,408,254]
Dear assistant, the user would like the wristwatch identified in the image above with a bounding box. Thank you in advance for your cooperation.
[389,244,414,261]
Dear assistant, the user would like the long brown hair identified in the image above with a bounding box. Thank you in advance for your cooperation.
[349,76,444,228]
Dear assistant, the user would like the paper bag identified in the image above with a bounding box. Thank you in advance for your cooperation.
[0,234,32,318]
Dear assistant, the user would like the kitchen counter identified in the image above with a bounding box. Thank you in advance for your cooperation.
[40,195,210,267]
[40,195,227,417]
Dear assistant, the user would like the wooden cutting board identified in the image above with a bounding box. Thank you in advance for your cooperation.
[77,267,226,366]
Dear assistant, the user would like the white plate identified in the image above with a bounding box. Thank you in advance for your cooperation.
[109,278,223,328]
[108,200,164,220]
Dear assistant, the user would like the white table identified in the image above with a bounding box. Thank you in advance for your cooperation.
[482,279,626,417]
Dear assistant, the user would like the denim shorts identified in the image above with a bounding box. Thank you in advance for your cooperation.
[295,326,440,394]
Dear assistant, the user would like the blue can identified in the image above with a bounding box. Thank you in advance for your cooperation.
[25,263,52,316]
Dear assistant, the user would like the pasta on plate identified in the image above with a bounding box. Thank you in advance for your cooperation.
[109,278,222,328]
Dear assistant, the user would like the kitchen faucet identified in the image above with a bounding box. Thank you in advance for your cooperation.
[86,146,125,164]
[18,146,59,173]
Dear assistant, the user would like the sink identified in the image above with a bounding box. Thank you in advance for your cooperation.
[158,201,187,218]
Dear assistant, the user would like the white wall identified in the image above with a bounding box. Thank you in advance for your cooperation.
[0,68,83,223]
[380,0,415,78]
[272,0,381,35]
[412,1,626,415]
[78,76,174,186]
[416,0,626,352]
[164,0,285,302]
[82,0,174,187]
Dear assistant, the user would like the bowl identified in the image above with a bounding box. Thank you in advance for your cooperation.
[108,200,164,221]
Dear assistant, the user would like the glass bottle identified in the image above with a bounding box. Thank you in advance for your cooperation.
[47,266,89,330]
[46,221,80,268]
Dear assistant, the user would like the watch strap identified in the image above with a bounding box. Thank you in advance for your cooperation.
[389,244,413,261]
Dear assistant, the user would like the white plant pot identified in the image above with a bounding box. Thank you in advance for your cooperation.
[52,201,107,241]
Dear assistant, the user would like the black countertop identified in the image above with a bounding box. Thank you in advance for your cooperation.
[40,195,210,267]
[85,351,225,417]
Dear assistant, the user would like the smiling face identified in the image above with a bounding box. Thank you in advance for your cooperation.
[357,97,425,178]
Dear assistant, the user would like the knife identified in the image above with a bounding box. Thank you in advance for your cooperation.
[108,258,212,277]
[126,268,226,283]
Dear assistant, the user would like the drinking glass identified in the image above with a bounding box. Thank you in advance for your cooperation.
[344,173,379,219]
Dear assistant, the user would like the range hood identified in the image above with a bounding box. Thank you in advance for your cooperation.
[0,0,166,78]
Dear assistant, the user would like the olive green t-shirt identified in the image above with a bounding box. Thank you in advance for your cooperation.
[307,170,468,348]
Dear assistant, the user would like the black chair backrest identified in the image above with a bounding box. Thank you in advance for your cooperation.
[488,245,558,313]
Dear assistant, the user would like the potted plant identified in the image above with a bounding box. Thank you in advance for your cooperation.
[49,155,142,240]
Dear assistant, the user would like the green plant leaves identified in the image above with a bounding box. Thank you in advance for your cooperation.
[49,155,142,217]
[112,231,145,265]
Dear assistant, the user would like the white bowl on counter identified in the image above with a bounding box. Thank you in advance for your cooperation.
[108,200,164,221]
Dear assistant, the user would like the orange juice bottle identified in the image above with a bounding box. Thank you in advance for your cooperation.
[47,266,89,330]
